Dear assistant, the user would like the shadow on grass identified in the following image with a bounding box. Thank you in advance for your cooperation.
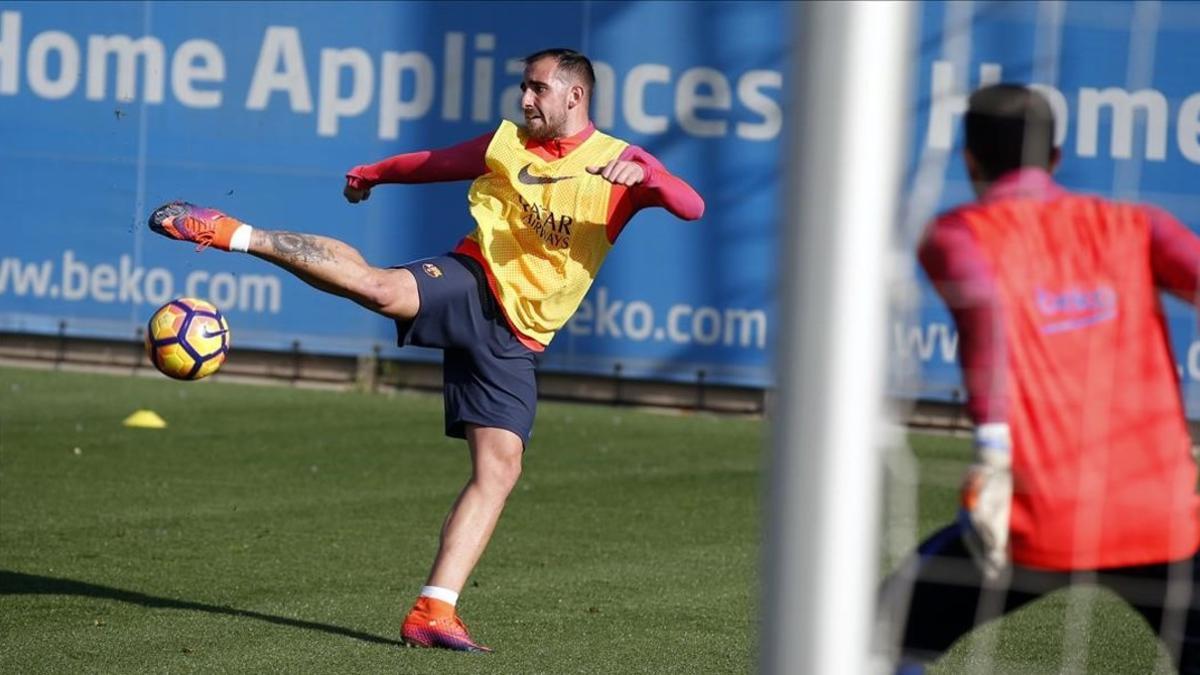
[0,570,403,647]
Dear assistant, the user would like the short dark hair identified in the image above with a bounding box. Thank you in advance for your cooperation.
[523,48,595,95]
[964,84,1057,180]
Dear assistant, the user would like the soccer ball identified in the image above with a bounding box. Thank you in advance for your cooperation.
[144,298,231,380]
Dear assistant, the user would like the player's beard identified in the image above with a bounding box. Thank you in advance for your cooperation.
[523,109,566,141]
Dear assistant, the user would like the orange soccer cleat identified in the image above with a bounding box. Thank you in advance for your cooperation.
[400,597,493,653]
[148,201,243,252]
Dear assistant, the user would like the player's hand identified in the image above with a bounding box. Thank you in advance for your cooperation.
[586,160,645,186]
[343,184,371,204]
[958,423,1012,582]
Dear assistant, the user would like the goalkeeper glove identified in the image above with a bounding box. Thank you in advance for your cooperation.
[958,423,1012,581]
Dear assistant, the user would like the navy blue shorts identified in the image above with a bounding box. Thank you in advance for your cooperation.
[394,254,537,446]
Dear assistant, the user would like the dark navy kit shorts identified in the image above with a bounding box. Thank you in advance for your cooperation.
[394,254,537,446]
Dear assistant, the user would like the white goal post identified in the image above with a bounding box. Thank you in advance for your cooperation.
[762,2,915,673]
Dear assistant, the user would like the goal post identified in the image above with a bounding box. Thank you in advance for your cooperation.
[762,2,915,673]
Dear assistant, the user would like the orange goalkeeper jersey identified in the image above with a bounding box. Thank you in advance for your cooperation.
[928,172,1200,570]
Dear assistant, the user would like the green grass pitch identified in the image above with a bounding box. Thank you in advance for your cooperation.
[0,366,1176,673]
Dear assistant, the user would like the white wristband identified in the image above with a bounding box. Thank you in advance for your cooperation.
[974,423,1012,466]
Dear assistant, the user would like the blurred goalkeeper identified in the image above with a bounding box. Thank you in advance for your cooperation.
[146,48,704,652]
[881,83,1200,673]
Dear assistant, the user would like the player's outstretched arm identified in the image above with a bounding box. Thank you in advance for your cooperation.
[590,146,705,221]
[343,132,494,203]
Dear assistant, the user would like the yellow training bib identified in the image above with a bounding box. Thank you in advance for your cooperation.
[466,121,628,346]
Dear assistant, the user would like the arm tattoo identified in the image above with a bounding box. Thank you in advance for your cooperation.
[268,232,334,264]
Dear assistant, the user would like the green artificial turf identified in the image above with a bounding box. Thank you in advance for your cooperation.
[0,366,759,674]
[0,366,1179,673]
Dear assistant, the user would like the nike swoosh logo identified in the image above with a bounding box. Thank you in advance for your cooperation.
[517,163,572,185]
[202,328,229,339]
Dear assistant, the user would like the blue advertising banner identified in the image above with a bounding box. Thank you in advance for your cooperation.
[2,1,1199,412]
[897,1,1200,416]
[0,0,782,386]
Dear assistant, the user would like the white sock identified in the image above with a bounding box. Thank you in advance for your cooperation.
[420,585,459,606]
[229,224,253,252]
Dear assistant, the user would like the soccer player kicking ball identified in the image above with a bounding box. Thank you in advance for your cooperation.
[879,84,1200,673]
[148,48,703,652]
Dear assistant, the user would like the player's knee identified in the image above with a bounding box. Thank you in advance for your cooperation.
[476,447,523,496]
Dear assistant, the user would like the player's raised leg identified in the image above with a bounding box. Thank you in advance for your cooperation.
[401,425,524,653]
[148,201,418,319]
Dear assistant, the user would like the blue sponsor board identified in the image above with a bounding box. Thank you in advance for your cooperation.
[904,1,1200,416]
[2,1,1199,413]
[0,0,781,387]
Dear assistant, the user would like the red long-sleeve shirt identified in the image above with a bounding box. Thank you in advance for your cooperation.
[346,123,705,350]
[919,169,1200,423]
[919,167,1200,569]
[346,123,705,242]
